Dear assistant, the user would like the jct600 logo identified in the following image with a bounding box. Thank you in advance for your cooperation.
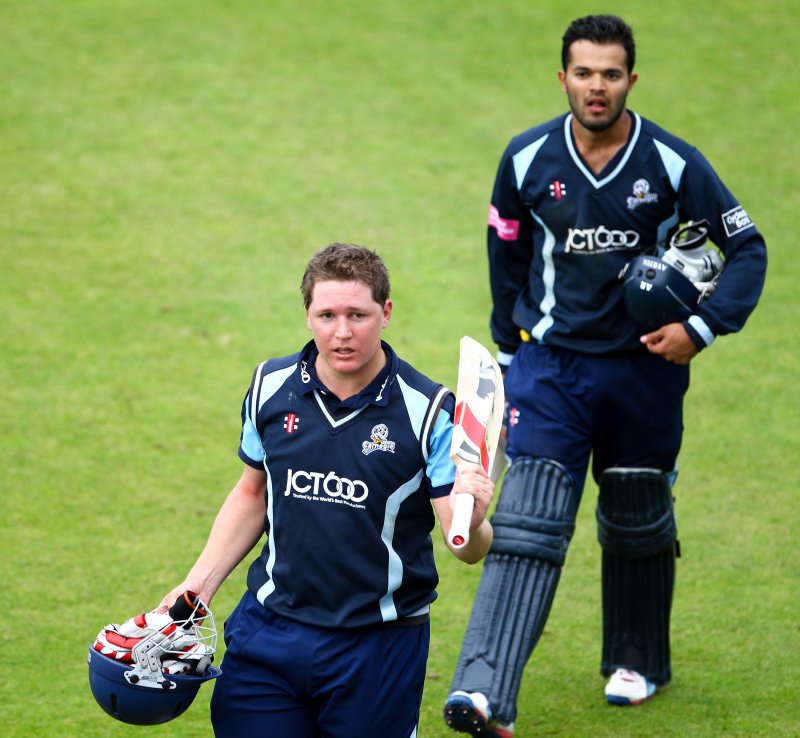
[283,469,369,503]
[565,226,640,252]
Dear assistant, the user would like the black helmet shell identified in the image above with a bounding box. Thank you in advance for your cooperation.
[622,255,701,330]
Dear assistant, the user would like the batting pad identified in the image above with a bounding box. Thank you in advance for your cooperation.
[450,457,578,724]
[597,467,677,685]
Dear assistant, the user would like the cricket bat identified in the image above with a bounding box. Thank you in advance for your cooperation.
[448,336,507,549]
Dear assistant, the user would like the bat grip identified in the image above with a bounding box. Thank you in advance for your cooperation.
[448,493,475,549]
[168,591,207,627]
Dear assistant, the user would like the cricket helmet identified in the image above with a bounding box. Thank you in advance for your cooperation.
[88,592,221,725]
[87,648,221,725]
[620,255,701,330]
[621,220,723,330]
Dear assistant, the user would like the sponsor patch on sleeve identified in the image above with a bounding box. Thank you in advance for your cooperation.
[489,204,520,241]
[721,205,754,237]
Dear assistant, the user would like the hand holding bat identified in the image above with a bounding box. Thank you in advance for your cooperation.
[448,336,507,549]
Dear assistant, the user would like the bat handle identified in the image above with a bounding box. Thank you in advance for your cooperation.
[168,591,207,628]
[448,493,475,549]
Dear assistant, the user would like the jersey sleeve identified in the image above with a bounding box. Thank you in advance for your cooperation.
[677,148,767,345]
[425,394,457,498]
[237,363,267,468]
[239,392,264,469]
[238,391,265,468]
[488,142,535,358]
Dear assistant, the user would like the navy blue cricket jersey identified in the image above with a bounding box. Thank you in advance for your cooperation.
[237,341,456,629]
[488,111,767,356]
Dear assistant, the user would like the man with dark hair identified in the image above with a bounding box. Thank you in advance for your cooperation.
[161,243,496,737]
[561,14,636,73]
[444,14,766,737]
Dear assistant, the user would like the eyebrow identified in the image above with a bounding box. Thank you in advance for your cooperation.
[571,64,625,74]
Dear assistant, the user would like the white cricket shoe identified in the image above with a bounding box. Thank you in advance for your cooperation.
[605,668,656,706]
[443,691,515,737]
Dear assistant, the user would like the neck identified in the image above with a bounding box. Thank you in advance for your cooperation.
[571,110,632,174]
[314,348,387,401]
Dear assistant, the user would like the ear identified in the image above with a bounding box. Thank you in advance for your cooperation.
[306,308,312,330]
[557,69,567,92]
[382,300,393,328]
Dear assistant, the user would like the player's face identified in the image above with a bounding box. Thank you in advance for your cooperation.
[558,40,637,133]
[306,279,392,394]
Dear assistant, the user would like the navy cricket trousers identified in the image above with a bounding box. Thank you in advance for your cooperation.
[504,341,690,494]
[210,591,429,738]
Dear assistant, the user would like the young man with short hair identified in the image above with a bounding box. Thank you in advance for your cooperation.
[163,243,495,737]
[445,14,766,737]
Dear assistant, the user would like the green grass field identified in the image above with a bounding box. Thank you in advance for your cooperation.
[2,1,798,736]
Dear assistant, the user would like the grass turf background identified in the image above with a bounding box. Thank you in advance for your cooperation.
[1,1,798,735]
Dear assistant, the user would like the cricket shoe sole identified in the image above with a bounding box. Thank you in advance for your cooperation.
[443,691,514,737]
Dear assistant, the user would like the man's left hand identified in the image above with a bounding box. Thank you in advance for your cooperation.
[640,322,698,365]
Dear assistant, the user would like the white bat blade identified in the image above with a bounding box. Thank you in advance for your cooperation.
[448,336,506,549]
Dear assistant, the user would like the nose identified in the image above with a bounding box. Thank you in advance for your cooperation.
[589,73,606,91]
[334,317,352,338]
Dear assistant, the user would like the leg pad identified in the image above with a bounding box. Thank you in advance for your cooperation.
[597,467,677,685]
[451,457,578,724]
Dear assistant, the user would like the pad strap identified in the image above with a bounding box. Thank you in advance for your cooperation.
[597,467,677,558]
[597,507,676,558]
[491,512,575,565]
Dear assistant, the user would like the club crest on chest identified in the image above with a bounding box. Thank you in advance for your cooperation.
[362,423,396,455]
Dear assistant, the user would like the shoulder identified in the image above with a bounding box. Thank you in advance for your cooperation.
[392,357,454,423]
[394,357,448,397]
[505,114,566,155]
[250,350,302,381]
[246,350,305,408]
[265,352,302,373]
[636,114,697,157]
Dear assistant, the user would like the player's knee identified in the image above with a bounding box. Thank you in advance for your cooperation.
[596,467,677,558]
[489,457,578,566]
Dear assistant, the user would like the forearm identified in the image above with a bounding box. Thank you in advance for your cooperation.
[448,518,493,565]
[432,466,496,565]
[178,467,267,603]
